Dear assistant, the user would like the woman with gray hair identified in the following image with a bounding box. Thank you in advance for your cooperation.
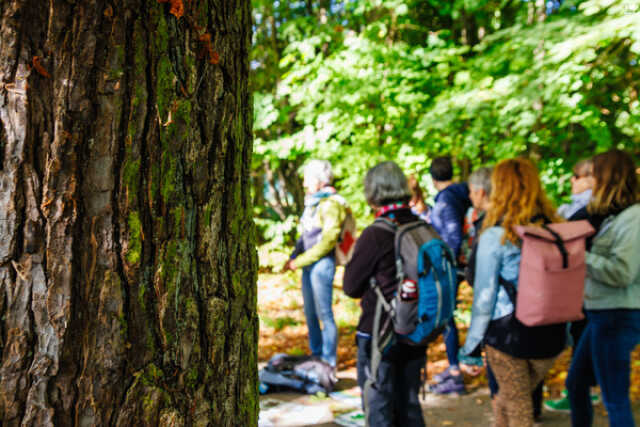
[343,161,428,427]
[285,160,347,369]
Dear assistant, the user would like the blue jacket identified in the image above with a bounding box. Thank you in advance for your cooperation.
[431,183,471,258]
[461,226,521,355]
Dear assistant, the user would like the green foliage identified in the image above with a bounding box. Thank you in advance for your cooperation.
[260,315,300,331]
[251,0,640,254]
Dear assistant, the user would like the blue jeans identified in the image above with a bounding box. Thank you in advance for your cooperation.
[301,255,337,367]
[444,318,460,368]
[566,309,640,427]
[444,279,460,368]
[356,336,426,427]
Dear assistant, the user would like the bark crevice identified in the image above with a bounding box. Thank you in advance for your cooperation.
[1,1,257,425]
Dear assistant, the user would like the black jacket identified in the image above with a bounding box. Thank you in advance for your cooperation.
[343,208,418,334]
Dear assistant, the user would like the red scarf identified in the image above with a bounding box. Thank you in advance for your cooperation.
[375,203,409,218]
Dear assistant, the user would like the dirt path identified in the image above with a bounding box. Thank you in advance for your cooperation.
[259,369,640,426]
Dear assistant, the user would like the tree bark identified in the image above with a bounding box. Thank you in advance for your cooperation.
[0,0,258,426]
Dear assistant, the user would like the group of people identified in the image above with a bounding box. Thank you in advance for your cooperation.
[284,150,640,427]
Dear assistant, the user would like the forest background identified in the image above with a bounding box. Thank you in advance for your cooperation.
[250,0,640,392]
[251,0,639,254]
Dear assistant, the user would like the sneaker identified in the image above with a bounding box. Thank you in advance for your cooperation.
[550,390,600,407]
[429,375,465,395]
[544,396,570,413]
[433,366,457,383]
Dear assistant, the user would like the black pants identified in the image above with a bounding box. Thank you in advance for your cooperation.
[356,335,426,427]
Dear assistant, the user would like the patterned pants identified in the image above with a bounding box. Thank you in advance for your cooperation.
[485,346,556,427]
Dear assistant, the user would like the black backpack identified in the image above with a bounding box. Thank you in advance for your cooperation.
[259,354,337,395]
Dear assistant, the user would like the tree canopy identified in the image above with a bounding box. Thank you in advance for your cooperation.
[250,0,640,249]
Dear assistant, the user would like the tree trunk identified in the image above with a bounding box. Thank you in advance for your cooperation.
[0,0,258,426]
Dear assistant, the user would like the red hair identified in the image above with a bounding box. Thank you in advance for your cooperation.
[483,158,560,245]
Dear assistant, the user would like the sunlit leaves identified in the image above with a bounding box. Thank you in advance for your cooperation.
[251,0,640,245]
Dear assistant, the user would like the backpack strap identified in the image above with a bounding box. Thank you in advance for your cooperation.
[371,217,397,232]
[372,218,405,282]
[528,214,570,269]
[364,277,395,426]
[530,213,551,224]
[540,224,569,268]
[498,276,518,307]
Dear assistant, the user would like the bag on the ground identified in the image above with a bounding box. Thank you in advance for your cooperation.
[372,218,457,345]
[334,198,357,266]
[513,220,594,326]
[258,353,336,395]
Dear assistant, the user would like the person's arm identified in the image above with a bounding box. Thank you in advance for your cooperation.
[343,227,378,299]
[289,237,305,260]
[461,228,502,355]
[282,237,306,272]
[292,199,346,268]
[586,215,640,287]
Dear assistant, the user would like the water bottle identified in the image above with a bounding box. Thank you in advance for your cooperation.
[259,382,269,394]
[400,279,418,301]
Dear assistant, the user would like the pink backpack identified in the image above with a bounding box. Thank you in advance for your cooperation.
[512,220,595,326]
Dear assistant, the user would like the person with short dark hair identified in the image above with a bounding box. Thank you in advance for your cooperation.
[566,149,640,427]
[430,156,454,183]
[428,156,471,394]
[343,161,427,427]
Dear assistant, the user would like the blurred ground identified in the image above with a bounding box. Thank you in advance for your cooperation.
[258,270,640,402]
[259,368,640,426]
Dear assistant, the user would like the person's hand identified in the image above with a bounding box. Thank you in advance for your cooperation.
[281,260,291,273]
[460,363,483,377]
[282,259,297,272]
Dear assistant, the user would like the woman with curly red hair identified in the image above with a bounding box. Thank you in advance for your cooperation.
[461,158,567,427]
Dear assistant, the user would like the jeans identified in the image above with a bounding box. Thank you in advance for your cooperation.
[566,309,640,427]
[444,278,460,368]
[356,336,426,427]
[301,255,337,367]
[444,318,460,367]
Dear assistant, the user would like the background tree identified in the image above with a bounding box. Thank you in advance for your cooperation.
[251,0,640,260]
[0,0,257,425]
